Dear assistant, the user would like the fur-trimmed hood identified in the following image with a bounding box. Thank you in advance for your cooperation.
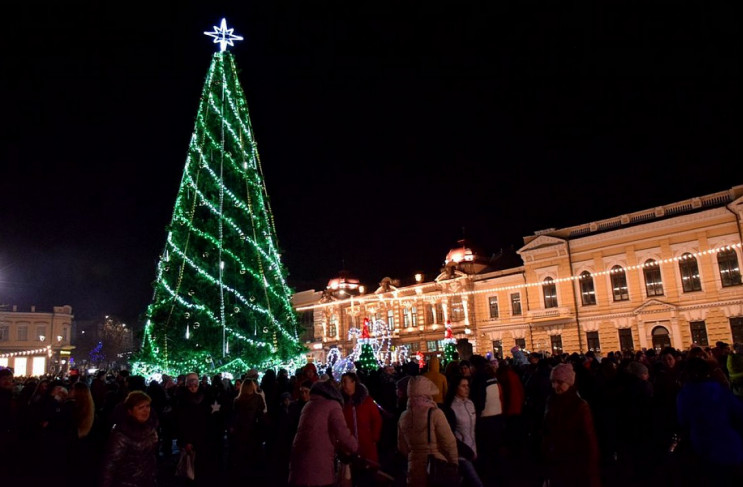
[344,381,370,407]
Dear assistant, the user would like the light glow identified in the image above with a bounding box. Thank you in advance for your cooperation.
[204,18,243,52]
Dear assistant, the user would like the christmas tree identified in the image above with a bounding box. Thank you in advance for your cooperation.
[132,19,304,376]
[443,321,457,363]
[356,318,378,370]
[90,341,105,366]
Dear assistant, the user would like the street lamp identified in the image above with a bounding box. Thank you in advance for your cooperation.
[39,335,45,342]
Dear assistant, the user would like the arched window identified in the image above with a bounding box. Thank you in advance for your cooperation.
[679,252,702,292]
[718,248,742,287]
[643,259,664,297]
[610,265,629,301]
[543,277,558,308]
[580,271,597,305]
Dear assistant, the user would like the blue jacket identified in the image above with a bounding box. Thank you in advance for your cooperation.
[677,380,743,466]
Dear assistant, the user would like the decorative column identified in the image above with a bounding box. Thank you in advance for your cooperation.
[637,318,648,350]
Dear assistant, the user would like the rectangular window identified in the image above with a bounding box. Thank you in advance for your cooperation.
[586,331,601,352]
[451,297,465,322]
[411,307,418,327]
[0,358,7,368]
[0,326,8,341]
[689,321,709,347]
[425,305,434,325]
[63,327,69,341]
[14,357,27,376]
[550,335,564,354]
[619,328,634,351]
[406,341,420,352]
[36,325,46,341]
[403,309,411,328]
[488,296,499,319]
[426,340,440,352]
[511,293,522,316]
[732,317,743,344]
[32,357,46,376]
[17,326,28,341]
[515,338,526,350]
[492,340,502,358]
[435,303,444,323]
[387,310,396,329]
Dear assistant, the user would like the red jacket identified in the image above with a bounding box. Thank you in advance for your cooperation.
[497,366,525,416]
[342,383,383,463]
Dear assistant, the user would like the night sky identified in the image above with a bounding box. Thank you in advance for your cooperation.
[0,1,739,324]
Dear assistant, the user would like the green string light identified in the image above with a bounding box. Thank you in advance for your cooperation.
[132,50,304,375]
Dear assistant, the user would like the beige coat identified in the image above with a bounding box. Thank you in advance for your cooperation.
[397,377,458,487]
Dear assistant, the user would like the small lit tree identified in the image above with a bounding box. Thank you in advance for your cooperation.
[443,321,457,363]
[356,318,378,371]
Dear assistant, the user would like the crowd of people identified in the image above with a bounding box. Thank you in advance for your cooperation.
[1,341,743,487]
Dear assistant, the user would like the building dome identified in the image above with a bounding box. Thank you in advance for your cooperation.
[326,270,362,297]
[445,243,475,266]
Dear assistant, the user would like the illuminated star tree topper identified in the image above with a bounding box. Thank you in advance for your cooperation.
[204,18,244,52]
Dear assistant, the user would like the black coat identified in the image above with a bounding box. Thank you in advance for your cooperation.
[100,416,158,487]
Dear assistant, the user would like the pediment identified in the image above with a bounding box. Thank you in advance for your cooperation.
[517,235,567,254]
[633,299,677,315]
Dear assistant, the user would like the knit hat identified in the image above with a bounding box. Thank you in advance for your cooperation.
[511,346,521,353]
[310,379,344,405]
[550,363,575,386]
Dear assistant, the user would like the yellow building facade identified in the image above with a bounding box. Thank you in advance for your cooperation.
[0,305,75,376]
[295,185,743,360]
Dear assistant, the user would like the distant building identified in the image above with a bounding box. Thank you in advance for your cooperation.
[294,185,743,360]
[0,305,75,376]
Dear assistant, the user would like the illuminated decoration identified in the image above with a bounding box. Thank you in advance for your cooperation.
[0,345,51,359]
[347,318,394,370]
[328,348,356,381]
[357,318,377,370]
[90,341,105,364]
[416,351,425,370]
[296,243,743,313]
[443,320,457,363]
[204,18,244,52]
[131,21,304,377]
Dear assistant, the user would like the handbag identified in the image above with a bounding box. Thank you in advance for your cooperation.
[425,408,459,487]
[335,459,353,487]
[175,448,196,480]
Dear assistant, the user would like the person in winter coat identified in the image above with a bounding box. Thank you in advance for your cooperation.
[340,372,383,487]
[422,356,448,405]
[174,372,217,485]
[397,375,458,487]
[289,379,358,487]
[229,377,267,475]
[542,363,601,487]
[728,342,743,402]
[100,391,158,487]
[443,376,483,487]
[677,357,743,484]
